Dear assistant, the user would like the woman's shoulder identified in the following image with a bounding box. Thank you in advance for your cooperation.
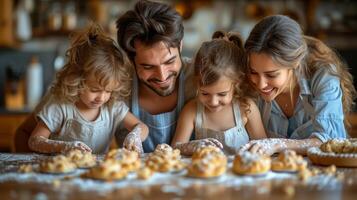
[310,65,340,89]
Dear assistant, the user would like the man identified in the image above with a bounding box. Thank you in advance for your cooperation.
[14,0,195,153]
[115,0,195,152]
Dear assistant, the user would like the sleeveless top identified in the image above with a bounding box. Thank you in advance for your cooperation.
[194,101,249,155]
[131,71,186,152]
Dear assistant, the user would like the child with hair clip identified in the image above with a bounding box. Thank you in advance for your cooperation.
[171,31,267,155]
[28,24,148,154]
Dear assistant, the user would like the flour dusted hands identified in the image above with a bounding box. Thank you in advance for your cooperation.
[174,138,223,156]
[123,124,144,154]
[62,141,92,153]
[239,139,285,156]
[28,135,92,153]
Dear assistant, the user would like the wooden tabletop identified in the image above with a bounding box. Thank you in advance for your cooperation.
[0,153,357,200]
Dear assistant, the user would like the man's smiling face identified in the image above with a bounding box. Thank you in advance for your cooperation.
[134,41,182,97]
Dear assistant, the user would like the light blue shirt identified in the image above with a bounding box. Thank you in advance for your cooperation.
[258,66,347,142]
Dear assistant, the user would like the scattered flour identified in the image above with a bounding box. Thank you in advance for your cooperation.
[0,153,346,195]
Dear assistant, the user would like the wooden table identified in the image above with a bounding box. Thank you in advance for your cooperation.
[0,153,357,200]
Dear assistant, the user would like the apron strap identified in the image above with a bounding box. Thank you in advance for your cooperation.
[131,73,140,117]
[176,71,185,116]
[195,101,206,138]
[233,101,242,128]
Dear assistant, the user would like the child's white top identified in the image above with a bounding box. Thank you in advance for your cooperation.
[194,101,249,155]
[37,99,129,154]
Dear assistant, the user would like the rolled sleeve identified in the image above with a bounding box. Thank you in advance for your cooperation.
[111,101,130,123]
[37,100,64,133]
[310,117,347,142]
[309,68,347,141]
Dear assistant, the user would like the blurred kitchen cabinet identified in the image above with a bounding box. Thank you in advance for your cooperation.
[0,0,15,47]
[347,113,357,138]
[0,114,28,152]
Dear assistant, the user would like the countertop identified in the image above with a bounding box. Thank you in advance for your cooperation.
[0,153,357,200]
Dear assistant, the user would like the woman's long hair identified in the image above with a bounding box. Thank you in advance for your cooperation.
[245,15,356,128]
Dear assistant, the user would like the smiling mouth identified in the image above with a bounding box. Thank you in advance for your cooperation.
[260,88,275,95]
[149,73,176,86]
[150,78,175,89]
[207,105,220,110]
[153,79,170,86]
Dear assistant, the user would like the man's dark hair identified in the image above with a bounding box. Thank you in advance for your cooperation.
[116,0,184,61]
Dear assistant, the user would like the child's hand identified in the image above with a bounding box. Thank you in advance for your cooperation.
[174,138,223,156]
[62,141,92,153]
[196,138,223,149]
[123,125,144,154]
[28,135,92,154]
[239,139,283,156]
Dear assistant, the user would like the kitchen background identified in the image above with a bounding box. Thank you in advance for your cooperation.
[0,0,356,151]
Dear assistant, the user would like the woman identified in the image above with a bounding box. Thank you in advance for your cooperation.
[241,15,356,155]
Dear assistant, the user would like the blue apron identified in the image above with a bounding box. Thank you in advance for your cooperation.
[131,72,185,152]
[195,101,249,155]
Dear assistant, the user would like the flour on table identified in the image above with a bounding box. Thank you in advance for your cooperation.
[0,153,345,194]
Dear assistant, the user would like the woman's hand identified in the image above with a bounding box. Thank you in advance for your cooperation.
[239,138,285,156]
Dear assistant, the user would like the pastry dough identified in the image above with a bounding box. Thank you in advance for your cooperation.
[83,159,128,181]
[307,145,357,167]
[191,145,222,160]
[320,139,357,154]
[18,164,33,173]
[66,149,97,168]
[146,144,185,172]
[271,150,307,172]
[105,148,141,172]
[233,151,271,175]
[187,146,227,178]
[39,155,76,173]
[137,167,154,180]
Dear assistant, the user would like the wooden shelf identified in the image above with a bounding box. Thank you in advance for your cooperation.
[346,113,357,138]
[0,114,28,152]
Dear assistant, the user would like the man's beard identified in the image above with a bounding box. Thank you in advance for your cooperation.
[141,72,178,97]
